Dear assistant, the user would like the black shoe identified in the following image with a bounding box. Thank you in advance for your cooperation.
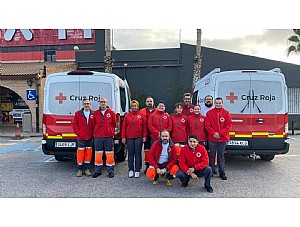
[181,183,188,188]
[108,172,114,178]
[92,172,102,178]
[220,173,227,180]
[205,186,213,193]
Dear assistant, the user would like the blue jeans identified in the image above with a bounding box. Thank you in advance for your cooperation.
[176,166,212,188]
[208,141,226,174]
[127,138,143,172]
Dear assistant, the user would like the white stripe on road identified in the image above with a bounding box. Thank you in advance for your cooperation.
[276,154,300,157]
[290,137,300,141]
[43,157,58,163]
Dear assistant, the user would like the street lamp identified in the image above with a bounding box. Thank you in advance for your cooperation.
[27,74,41,133]
[123,63,128,80]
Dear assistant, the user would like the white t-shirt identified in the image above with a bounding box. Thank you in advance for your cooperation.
[84,110,90,124]
[159,143,169,164]
[201,105,213,116]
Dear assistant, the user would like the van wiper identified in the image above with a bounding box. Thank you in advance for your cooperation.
[252,90,262,113]
[241,90,250,113]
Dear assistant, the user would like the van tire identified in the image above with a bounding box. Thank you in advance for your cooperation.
[54,155,66,161]
[260,155,275,161]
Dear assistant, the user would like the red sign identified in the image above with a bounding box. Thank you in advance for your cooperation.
[226,92,238,104]
[1,29,95,47]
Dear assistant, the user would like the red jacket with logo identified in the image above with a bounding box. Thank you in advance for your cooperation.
[140,107,157,137]
[72,109,94,140]
[187,113,207,141]
[93,108,117,138]
[122,110,147,139]
[170,113,188,143]
[179,144,209,173]
[149,140,178,170]
[181,102,195,117]
[205,107,232,142]
[148,111,172,140]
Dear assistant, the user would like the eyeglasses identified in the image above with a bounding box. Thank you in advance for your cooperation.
[100,101,106,103]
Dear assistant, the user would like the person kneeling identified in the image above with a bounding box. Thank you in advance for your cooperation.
[146,130,179,186]
[177,135,213,193]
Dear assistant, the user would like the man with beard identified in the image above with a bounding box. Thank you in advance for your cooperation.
[201,95,214,116]
[181,92,194,116]
[140,96,157,173]
[146,130,179,186]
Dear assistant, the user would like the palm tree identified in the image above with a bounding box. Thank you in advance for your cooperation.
[287,29,300,56]
[192,29,202,87]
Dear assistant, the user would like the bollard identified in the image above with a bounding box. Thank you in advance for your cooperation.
[15,123,21,139]
[292,121,294,135]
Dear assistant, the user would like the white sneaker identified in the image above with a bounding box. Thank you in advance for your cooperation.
[128,170,134,178]
[134,172,140,178]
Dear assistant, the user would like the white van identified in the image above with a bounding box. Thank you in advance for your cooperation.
[192,68,289,161]
[42,70,131,161]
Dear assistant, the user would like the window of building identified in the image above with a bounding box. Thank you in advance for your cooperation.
[44,50,56,62]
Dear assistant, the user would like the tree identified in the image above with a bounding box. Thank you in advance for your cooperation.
[287,29,300,56]
[192,29,202,87]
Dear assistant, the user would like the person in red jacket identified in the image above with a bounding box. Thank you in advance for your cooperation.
[148,100,172,145]
[187,104,207,147]
[181,92,194,116]
[176,134,213,193]
[171,103,188,145]
[92,97,117,179]
[205,97,232,180]
[72,98,94,177]
[140,96,157,174]
[146,130,179,186]
[122,100,147,178]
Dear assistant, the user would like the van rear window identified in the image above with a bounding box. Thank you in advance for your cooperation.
[48,82,112,115]
[218,81,283,114]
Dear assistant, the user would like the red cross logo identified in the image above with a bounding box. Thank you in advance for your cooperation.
[226,92,238,104]
[55,92,67,104]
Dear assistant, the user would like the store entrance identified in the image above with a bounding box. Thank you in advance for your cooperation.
[0,86,30,126]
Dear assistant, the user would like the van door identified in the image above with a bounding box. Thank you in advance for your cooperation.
[249,72,286,149]
[215,71,252,133]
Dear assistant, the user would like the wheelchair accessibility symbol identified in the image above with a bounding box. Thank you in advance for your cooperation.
[26,89,37,100]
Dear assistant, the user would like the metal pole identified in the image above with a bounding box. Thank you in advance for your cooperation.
[36,82,39,133]
[292,120,294,135]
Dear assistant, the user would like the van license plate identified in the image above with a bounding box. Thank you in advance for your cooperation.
[55,142,76,148]
[227,140,248,146]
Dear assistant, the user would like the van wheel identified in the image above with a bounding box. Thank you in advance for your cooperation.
[54,155,65,161]
[260,155,275,161]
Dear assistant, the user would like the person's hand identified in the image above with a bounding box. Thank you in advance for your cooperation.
[191,172,198,179]
[161,168,167,174]
[213,132,220,139]
[142,137,147,143]
[156,168,162,174]
[187,167,194,175]
[122,138,126,144]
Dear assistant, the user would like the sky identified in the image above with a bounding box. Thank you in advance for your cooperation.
[112,29,300,65]
[2,1,300,66]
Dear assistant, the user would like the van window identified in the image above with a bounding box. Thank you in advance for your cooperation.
[192,90,198,105]
[120,87,126,112]
[48,81,112,115]
[218,80,283,114]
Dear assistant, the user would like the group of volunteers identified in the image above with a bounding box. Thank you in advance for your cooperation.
[72,93,232,193]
